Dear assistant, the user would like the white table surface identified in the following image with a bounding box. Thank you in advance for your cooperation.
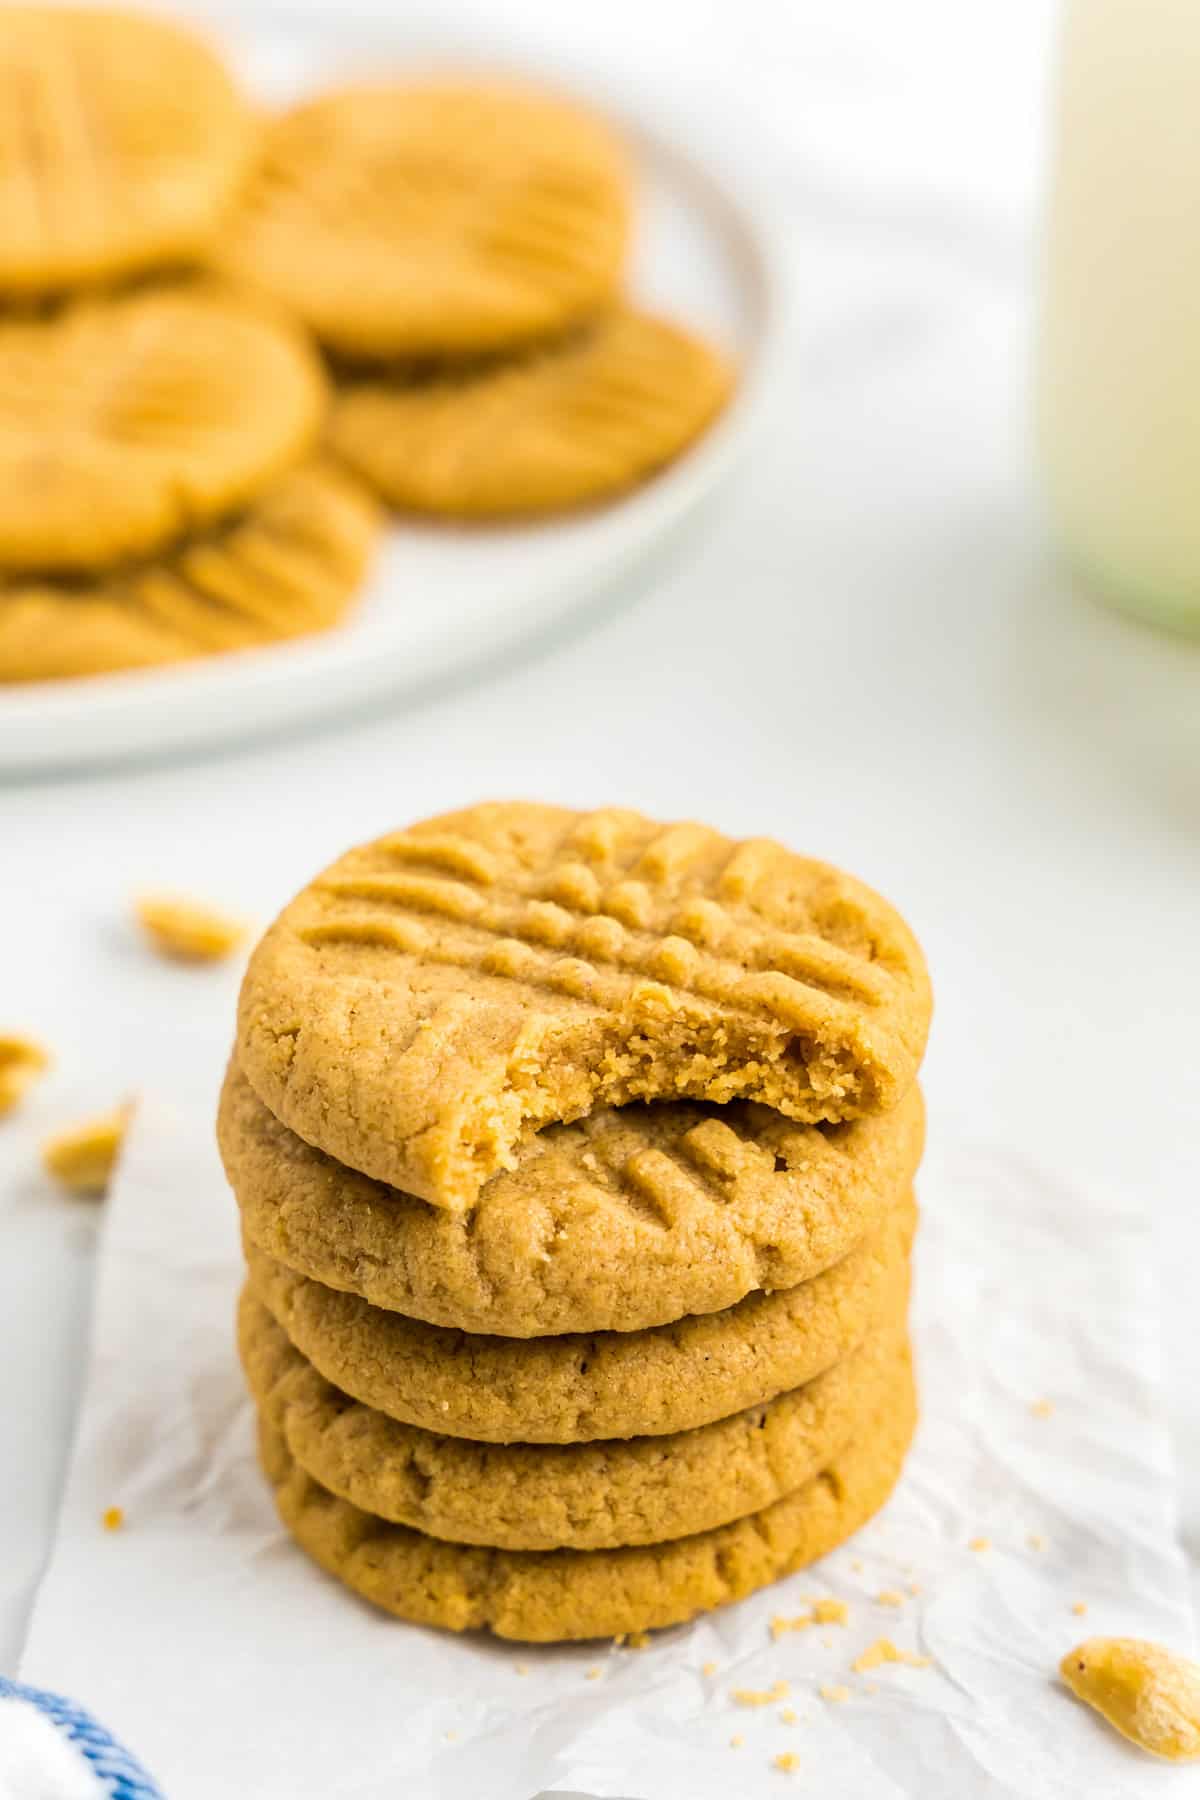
[3,0,1199,1685]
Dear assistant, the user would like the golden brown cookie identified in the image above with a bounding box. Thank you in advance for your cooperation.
[0,286,326,574]
[258,1354,916,1641]
[219,81,630,359]
[329,309,733,518]
[241,1284,907,1551]
[0,8,253,295]
[235,804,932,1212]
[245,1293,910,1553]
[246,1197,912,1444]
[0,460,378,682]
[221,1055,922,1334]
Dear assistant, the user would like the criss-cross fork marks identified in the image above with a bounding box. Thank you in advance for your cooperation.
[545,1102,850,1236]
[0,297,306,450]
[125,468,373,647]
[239,88,624,278]
[0,311,223,444]
[0,14,237,280]
[300,816,895,1042]
[0,40,116,251]
[0,309,129,433]
[252,142,615,267]
[336,313,729,500]
[1,464,374,661]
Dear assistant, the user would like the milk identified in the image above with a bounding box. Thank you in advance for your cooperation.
[1038,0,1200,634]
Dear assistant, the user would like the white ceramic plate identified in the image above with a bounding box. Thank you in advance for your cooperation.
[0,15,785,773]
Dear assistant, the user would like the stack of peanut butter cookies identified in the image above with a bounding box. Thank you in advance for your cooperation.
[0,7,381,684]
[220,802,931,1644]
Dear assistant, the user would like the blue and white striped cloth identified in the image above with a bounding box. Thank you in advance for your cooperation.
[0,1678,163,1800]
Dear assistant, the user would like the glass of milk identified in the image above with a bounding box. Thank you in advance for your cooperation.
[1038,0,1200,635]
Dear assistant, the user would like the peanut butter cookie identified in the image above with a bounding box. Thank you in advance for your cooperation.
[0,461,377,682]
[329,309,733,517]
[0,287,326,574]
[0,8,252,294]
[246,1200,912,1445]
[219,82,630,359]
[258,1356,916,1641]
[221,1056,921,1334]
[235,804,931,1212]
[242,1289,908,1551]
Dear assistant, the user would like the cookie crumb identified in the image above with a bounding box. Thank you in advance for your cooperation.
[772,1611,812,1640]
[851,1560,863,1573]
[43,1105,130,1196]
[773,1751,799,1774]
[585,1665,602,1680]
[1031,1398,1055,1419]
[812,1598,848,1626]
[968,1537,991,1553]
[625,1630,651,1650]
[101,1506,124,1531]
[779,1706,798,1724]
[1061,1637,1200,1762]
[444,1730,457,1742]
[1072,1602,1088,1617]
[702,1660,718,1677]
[876,1590,904,1608]
[820,1683,850,1704]
[0,1036,50,1115]
[908,1582,922,1595]
[514,1663,529,1677]
[135,891,248,962]
[853,1639,931,1674]
[730,1734,744,1749]
[1027,1533,1047,1552]
[732,1680,789,1708]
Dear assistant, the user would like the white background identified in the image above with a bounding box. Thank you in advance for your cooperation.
[2,0,1199,1682]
